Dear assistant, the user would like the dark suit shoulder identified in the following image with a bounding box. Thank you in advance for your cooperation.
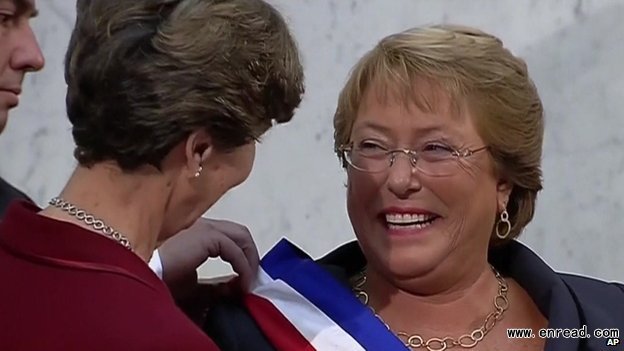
[200,244,362,351]
[0,178,31,218]
[201,243,364,351]
[560,272,624,291]
[203,298,276,351]
[559,273,624,327]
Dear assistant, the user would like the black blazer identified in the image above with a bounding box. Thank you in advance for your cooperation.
[0,177,29,219]
[203,240,624,351]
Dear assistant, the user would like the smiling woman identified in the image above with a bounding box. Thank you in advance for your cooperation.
[203,24,624,351]
[343,79,507,283]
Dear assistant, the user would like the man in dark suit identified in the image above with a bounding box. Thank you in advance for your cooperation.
[0,0,45,217]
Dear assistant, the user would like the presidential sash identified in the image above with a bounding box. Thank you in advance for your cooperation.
[244,238,408,351]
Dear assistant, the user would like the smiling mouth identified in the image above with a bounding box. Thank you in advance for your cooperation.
[384,213,439,230]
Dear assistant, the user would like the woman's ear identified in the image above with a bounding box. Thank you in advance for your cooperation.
[184,130,214,178]
[496,179,513,212]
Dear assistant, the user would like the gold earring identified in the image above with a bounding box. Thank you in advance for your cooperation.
[495,209,511,239]
[194,165,203,178]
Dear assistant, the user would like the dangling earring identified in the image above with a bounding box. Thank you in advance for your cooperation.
[194,165,203,178]
[495,209,511,239]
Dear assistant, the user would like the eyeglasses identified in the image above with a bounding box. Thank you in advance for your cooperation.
[339,141,489,176]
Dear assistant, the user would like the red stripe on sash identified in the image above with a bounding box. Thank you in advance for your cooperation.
[244,294,316,351]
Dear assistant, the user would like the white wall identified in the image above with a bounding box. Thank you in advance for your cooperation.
[1,0,623,281]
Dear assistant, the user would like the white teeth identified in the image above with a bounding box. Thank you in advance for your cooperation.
[388,223,432,230]
[386,213,435,224]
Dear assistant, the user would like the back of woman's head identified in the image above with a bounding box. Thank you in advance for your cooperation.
[65,0,304,170]
[334,25,544,241]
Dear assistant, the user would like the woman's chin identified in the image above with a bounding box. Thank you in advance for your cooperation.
[383,259,441,280]
[366,239,452,280]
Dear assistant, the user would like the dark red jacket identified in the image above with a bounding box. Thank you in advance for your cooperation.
[0,201,220,351]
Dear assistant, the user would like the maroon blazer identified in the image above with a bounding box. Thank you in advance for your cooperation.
[0,201,220,351]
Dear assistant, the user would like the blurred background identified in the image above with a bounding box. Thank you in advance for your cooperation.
[1,0,623,280]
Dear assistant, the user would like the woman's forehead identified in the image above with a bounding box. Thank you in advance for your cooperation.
[356,82,469,125]
[360,76,466,118]
[351,81,482,142]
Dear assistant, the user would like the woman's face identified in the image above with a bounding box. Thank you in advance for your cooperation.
[346,83,509,281]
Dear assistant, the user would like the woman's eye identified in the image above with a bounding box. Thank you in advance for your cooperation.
[357,141,388,152]
[422,143,453,152]
[0,11,16,25]
[360,142,382,149]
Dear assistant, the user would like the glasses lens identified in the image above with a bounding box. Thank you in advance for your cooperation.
[415,159,457,177]
[414,148,458,176]
[345,150,389,172]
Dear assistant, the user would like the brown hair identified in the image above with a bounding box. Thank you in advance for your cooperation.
[65,0,304,170]
[334,25,544,242]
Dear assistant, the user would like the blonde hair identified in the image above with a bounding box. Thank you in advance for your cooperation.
[334,25,544,242]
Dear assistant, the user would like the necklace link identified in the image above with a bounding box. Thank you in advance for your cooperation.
[49,197,133,251]
[351,266,509,350]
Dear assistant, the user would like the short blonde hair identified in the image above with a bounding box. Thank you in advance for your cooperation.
[334,25,544,242]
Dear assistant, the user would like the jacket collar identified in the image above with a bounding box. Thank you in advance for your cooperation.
[0,200,167,294]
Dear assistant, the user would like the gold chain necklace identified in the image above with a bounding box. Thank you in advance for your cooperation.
[49,197,133,251]
[351,266,509,351]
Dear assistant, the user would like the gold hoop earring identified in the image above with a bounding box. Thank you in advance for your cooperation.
[496,209,511,239]
[194,165,203,178]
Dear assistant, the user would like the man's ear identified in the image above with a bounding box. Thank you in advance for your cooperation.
[184,129,214,178]
[496,179,513,212]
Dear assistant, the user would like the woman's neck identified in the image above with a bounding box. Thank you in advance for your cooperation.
[39,164,172,261]
[364,262,504,338]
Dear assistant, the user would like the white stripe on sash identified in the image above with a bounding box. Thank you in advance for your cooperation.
[251,268,366,351]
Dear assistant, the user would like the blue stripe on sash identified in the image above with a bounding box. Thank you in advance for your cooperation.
[261,238,408,351]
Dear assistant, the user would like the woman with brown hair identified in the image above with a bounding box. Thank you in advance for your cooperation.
[0,0,304,350]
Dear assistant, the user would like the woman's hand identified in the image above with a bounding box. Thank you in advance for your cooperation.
[157,217,260,299]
